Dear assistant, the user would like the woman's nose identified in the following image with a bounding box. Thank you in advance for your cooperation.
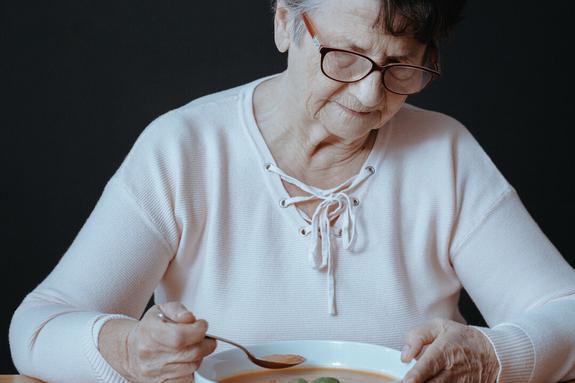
[350,71,385,108]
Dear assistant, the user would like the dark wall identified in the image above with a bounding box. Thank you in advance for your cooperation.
[1,1,573,374]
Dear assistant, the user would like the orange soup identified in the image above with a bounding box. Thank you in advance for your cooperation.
[219,366,397,383]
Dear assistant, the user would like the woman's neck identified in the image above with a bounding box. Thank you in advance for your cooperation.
[253,73,376,187]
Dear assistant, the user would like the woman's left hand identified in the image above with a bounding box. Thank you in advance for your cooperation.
[401,319,500,383]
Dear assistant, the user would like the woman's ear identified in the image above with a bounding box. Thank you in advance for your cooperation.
[274,2,291,53]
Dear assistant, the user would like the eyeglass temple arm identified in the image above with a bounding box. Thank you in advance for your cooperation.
[429,43,441,73]
[301,12,321,48]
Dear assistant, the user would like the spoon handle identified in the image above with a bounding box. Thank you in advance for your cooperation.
[157,309,301,369]
[157,310,252,355]
[205,334,252,355]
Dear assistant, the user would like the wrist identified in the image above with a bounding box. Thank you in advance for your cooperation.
[471,324,535,383]
[98,318,138,380]
[469,326,500,383]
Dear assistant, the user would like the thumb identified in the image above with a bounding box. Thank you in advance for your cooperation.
[156,301,196,324]
[402,319,444,363]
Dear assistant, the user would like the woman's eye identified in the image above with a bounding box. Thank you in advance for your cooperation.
[333,53,358,67]
[391,68,414,80]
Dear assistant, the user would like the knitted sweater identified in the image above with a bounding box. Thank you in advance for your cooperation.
[10,75,575,383]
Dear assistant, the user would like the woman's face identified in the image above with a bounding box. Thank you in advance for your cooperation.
[280,0,428,141]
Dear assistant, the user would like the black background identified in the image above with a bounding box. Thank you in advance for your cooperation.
[1,1,574,374]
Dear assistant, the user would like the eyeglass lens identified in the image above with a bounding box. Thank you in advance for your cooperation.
[322,50,432,95]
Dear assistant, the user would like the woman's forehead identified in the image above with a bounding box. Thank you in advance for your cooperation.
[316,0,382,26]
[314,0,424,56]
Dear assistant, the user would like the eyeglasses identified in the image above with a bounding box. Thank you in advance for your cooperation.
[301,12,441,95]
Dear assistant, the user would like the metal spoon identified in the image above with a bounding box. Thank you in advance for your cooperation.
[157,308,305,369]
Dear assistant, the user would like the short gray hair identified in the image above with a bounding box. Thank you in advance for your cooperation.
[271,0,322,45]
[271,0,467,46]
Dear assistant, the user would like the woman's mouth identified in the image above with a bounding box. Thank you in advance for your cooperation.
[335,102,373,117]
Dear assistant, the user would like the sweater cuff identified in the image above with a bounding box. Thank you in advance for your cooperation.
[83,314,135,383]
[472,324,535,383]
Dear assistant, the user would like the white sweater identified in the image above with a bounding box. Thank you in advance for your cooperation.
[10,75,575,383]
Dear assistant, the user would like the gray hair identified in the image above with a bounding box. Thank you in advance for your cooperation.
[271,0,467,46]
[271,0,322,45]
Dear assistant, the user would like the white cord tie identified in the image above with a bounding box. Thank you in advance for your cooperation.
[266,163,374,315]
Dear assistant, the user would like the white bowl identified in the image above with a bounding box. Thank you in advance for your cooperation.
[195,340,415,382]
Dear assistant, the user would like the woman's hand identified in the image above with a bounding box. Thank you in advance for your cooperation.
[119,302,217,383]
[401,319,499,383]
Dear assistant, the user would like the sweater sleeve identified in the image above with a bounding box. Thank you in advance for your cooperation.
[9,113,192,383]
[452,190,575,383]
[8,113,188,382]
[9,177,174,382]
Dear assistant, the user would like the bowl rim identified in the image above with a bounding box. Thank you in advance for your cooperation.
[196,339,413,382]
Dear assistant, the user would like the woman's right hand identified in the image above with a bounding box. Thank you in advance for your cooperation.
[115,302,217,383]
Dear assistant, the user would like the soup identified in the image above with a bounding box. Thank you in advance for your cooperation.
[219,367,397,383]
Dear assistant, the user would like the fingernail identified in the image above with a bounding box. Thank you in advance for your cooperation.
[177,311,193,321]
[401,345,411,360]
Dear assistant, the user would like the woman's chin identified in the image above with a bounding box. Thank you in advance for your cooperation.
[321,114,379,139]
[322,122,375,142]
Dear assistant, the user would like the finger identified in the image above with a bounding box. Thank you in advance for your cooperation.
[402,342,446,383]
[170,338,218,363]
[137,358,199,379]
[162,361,199,373]
[425,367,470,383]
[156,319,210,349]
[402,319,445,363]
[414,344,429,361]
[157,302,196,324]
[425,371,450,383]
[159,363,198,383]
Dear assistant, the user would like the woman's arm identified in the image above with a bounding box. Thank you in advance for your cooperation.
[9,177,174,382]
[453,190,575,383]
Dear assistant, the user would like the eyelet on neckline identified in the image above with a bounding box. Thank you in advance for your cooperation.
[299,227,310,237]
[365,165,376,174]
[264,163,272,171]
[334,228,343,238]
[279,198,288,208]
[352,197,360,207]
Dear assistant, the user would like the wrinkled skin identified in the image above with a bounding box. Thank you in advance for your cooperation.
[401,319,499,383]
[123,302,217,383]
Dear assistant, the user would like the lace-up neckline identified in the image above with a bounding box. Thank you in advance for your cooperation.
[242,74,390,316]
[265,163,375,315]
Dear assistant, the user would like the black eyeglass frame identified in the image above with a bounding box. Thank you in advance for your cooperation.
[318,46,441,95]
[302,12,442,96]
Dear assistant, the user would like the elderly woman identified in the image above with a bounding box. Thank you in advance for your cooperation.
[9,0,575,382]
